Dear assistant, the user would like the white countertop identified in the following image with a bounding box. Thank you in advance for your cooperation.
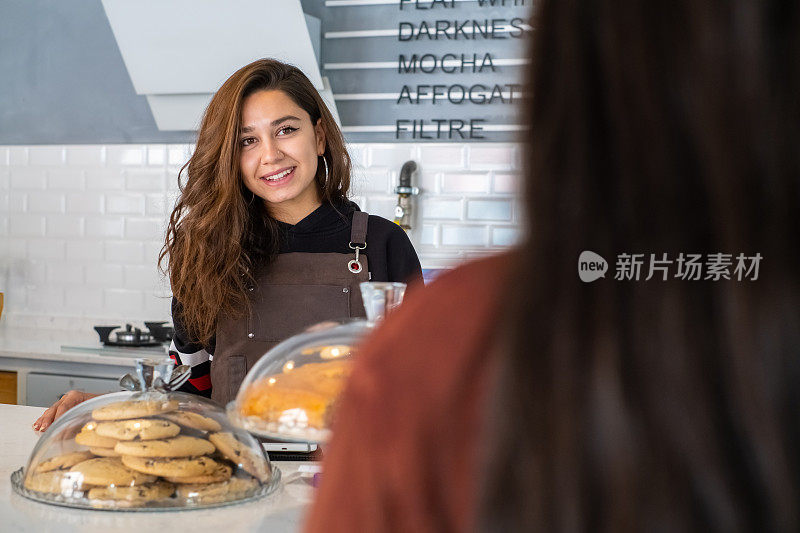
[1,404,314,532]
[0,326,163,366]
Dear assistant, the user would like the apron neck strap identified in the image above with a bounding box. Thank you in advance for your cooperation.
[350,211,369,247]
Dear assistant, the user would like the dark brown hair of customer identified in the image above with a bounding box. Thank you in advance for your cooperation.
[479,0,800,531]
[160,59,351,345]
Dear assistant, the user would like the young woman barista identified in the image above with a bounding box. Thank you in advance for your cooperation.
[32,59,422,431]
[166,58,422,405]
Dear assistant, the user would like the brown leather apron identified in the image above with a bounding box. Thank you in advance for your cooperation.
[211,211,370,405]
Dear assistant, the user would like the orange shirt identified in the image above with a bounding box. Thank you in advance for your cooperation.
[305,253,511,533]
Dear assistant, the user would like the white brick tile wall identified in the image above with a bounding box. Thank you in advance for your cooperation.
[168,145,193,166]
[28,192,65,213]
[468,145,519,171]
[28,240,66,260]
[8,192,26,212]
[85,264,124,287]
[106,193,145,215]
[86,169,124,190]
[146,145,166,166]
[364,197,398,222]
[125,218,164,240]
[441,172,491,193]
[143,242,165,265]
[154,274,174,298]
[419,171,439,194]
[352,168,390,194]
[106,241,144,264]
[107,146,145,166]
[8,147,29,166]
[3,287,26,313]
[28,146,65,166]
[492,227,522,247]
[66,192,104,214]
[367,145,416,169]
[104,288,145,315]
[419,145,466,169]
[144,295,172,318]
[0,179,7,223]
[420,224,438,246]
[167,168,184,188]
[125,170,165,191]
[65,287,104,311]
[26,286,65,312]
[26,261,47,285]
[7,239,27,260]
[11,168,47,189]
[124,265,160,290]
[441,225,488,247]
[45,215,84,238]
[412,251,465,269]
[47,169,86,190]
[66,145,105,166]
[421,198,463,220]
[46,263,84,285]
[466,199,513,221]
[66,240,105,262]
[1,142,524,325]
[145,193,168,216]
[168,166,182,181]
[347,144,367,167]
[84,216,125,238]
[10,215,45,237]
[493,172,521,194]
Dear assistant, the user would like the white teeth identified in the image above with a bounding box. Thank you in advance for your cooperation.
[264,168,293,181]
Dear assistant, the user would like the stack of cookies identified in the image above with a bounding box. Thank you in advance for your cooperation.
[24,398,272,509]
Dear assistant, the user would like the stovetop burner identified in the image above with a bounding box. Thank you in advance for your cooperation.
[94,322,174,347]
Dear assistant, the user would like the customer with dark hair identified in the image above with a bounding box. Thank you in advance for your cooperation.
[305,0,800,531]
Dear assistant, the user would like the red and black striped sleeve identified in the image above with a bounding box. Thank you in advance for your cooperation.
[169,298,213,398]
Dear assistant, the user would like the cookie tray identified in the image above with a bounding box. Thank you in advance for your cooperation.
[10,465,281,512]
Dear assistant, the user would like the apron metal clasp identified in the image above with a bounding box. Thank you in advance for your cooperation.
[348,242,366,274]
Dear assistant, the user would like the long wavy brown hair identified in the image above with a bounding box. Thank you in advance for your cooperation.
[160,59,351,346]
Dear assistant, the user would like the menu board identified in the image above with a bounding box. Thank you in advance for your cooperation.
[320,0,531,142]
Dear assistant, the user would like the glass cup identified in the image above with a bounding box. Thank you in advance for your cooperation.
[359,282,406,324]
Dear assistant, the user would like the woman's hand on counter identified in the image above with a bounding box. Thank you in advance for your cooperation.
[32,390,101,432]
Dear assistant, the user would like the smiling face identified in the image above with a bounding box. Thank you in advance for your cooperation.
[238,89,326,223]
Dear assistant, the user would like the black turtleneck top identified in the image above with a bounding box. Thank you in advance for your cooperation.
[168,200,423,397]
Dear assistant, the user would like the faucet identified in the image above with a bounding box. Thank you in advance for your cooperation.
[393,161,419,231]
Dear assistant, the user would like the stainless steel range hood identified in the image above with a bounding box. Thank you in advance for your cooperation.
[101,0,335,131]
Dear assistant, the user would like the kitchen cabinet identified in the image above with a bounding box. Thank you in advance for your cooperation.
[0,371,17,404]
[25,372,120,407]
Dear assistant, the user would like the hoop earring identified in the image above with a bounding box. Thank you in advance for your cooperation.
[321,155,329,183]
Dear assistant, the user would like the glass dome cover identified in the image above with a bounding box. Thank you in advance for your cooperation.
[11,358,280,511]
[228,282,406,443]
